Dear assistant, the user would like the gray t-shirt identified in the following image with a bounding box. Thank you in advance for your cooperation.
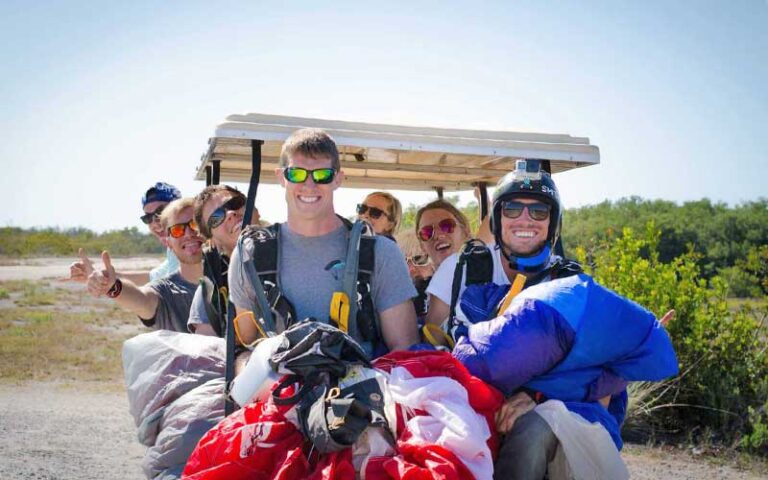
[143,271,196,332]
[187,285,207,332]
[229,223,416,325]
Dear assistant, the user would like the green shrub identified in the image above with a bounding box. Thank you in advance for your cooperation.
[0,226,163,257]
[578,224,768,452]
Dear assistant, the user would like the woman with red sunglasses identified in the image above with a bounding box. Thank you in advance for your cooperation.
[415,199,472,270]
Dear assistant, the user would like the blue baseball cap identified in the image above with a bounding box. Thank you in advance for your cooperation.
[142,182,181,207]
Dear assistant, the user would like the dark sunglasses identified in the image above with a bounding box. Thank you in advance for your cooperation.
[356,203,391,221]
[140,205,165,225]
[283,167,336,185]
[501,201,551,221]
[406,254,431,267]
[418,218,457,242]
[206,195,246,234]
[168,219,199,239]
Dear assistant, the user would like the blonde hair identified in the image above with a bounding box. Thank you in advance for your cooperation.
[366,191,402,235]
[395,230,424,258]
[159,198,195,230]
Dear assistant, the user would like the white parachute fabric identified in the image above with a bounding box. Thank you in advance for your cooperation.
[535,400,629,480]
[123,330,226,480]
[386,366,494,480]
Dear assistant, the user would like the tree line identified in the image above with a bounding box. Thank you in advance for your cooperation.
[401,196,768,298]
[0,226,164,257]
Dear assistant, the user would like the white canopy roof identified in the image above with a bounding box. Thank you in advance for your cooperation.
[195,113,600,191]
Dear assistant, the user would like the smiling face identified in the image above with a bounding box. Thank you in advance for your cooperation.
[201,191,245,256]
[359,193,395,235]
[417,208,469,269]
[499,197,550,256]
[277,152,341,228]
[143,201,170,243]
[165,206,204,265]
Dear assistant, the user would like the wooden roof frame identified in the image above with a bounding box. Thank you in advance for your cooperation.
[195,113,600,191]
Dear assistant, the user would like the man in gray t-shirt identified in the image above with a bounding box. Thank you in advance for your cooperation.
[85,198,204,333]
[228,128,419,352]
[230,224,415,325]
[144,271,198,332]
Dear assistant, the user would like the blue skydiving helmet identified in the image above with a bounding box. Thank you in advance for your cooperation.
[490,160,562,272]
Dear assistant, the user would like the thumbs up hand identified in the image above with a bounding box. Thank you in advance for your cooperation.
[86,251,118,297]
[65,248,95,283]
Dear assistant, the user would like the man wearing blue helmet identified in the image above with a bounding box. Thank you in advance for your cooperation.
[425,160,579,331]
[425,160,584,479]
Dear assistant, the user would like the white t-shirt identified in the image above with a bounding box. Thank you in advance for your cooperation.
[426,246,510,326]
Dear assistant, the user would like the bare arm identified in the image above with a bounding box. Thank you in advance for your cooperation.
[474,186,495,245]
[193,323,218,336]
[379,299,419,351]
[118,271,151,286]
[424,293,450,327]
[113,280,161,320]
[86,251,159,320]
[476,215,494,245]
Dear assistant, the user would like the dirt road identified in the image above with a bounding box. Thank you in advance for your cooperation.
[0,383,145,480]
[0,259,765,479]
[2,383,765,480]
[0,256,161,281]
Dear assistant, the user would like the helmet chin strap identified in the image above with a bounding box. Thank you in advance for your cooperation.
[503,244,552,273]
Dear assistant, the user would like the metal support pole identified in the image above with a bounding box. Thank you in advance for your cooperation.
[205,166,212,186]
[435,187,444,199]
[477,182,489,220]
[212,160,221,185]
[243,140,263,225]
[224,139,264,416]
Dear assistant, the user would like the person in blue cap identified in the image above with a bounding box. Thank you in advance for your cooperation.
[141,182,182,281]
[68,182,182,284]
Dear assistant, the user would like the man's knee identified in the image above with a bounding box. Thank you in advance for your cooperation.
[495,410,558,480]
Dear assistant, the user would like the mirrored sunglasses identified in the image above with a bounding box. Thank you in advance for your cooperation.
[168,219,199,239]
[356,203,390,220]
[406,254,431,267]
[206,195,246,234]
[501,201,551,221]
[140,205,165,225]
[283,167,336,184]
[418,218,457,242]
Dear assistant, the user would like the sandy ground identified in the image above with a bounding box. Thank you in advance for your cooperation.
[1,259,766,479]
[0,256,162,281]
[1,384,765,480]
[0,383,145,480]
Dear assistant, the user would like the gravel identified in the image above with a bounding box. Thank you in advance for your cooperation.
[2,383,765,480]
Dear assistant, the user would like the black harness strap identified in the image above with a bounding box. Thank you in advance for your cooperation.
[225,139,264,416]
[448,239,494,323]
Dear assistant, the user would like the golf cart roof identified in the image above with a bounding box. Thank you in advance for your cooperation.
[195,113,600,191]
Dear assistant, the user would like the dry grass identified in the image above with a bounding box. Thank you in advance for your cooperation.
[0,279,144,384]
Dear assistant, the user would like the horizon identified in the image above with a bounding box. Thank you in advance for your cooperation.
[1,1,766,233]
[4,193,764,234]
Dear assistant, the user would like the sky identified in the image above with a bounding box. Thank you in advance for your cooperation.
[1,0,766,233]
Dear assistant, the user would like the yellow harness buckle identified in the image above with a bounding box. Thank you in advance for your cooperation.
[329,291,350,333]
[496,273,527,316]
[422,323,455,349]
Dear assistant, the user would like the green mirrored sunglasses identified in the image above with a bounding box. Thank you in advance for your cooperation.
[283,167,336,185]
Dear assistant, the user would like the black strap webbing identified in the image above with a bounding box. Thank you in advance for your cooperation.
[225,139,264,416]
